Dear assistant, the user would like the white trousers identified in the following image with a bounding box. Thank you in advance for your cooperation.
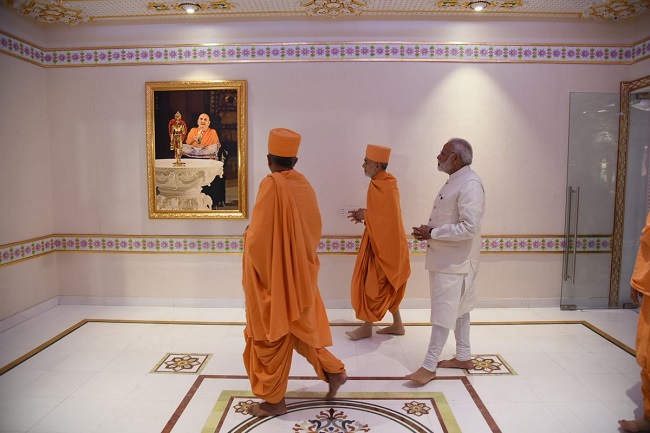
[422,270,474,372]
[422,313,471,371]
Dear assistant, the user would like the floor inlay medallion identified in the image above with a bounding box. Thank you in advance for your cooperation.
[207,391,456,433]
[163,376,502,432]
[469,354,516,375]
[152,353,212,374]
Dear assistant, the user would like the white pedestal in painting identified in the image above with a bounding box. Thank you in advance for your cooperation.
[155,159,224,211]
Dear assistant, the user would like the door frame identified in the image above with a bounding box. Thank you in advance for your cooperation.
[610,74,650,306]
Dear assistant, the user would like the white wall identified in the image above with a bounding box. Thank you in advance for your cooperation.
[0,55,53,243]
[630,58,650,80]
[45,60,630,236]
[1,13,649,319]
[0,53,57,318]
[40,58,628,304]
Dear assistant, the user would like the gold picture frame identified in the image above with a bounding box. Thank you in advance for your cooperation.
[609,73,650,305]
[146,80,248,219]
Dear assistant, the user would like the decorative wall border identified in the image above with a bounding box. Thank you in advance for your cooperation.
[1,31,649,67]
[0,234,612,267]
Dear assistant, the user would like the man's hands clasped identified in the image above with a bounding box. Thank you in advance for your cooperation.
[412,225,432,241]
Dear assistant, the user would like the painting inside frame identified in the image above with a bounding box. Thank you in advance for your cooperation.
[146,80,247,219]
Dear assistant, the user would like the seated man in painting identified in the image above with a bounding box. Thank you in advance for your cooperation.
[183,113,221,158]
[184,113,228,208]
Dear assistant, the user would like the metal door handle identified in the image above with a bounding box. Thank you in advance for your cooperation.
[571,187,580,284]
[563,186,572,281]
[563,186,580,283]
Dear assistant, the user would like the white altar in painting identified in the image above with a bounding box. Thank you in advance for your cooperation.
[155,159,224,211]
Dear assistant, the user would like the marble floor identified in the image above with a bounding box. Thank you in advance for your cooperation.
[0,305,643,433]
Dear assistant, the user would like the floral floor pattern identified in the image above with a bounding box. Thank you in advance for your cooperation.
[468,354,516,375]
[163,377,502,433]
[152,353,212,374]
[1,315,636,433]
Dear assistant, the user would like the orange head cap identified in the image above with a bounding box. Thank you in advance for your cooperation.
[365,144,391,163]
[268,128,301,157]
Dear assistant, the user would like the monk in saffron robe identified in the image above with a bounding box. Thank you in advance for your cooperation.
[185,113,224,207]
[185,113,220,150]
[346,144,411,340]
[620,212,650,432]
[242,128,347,417]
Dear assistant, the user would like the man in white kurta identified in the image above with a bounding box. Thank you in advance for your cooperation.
[407,138,485,385]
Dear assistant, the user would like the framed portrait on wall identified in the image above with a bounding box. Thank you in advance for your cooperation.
[145,80,248,219]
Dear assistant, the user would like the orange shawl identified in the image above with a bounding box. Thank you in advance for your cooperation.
[186,127,219,147]
[243,170,332,347]
[632,212,650,296]
[351,170,411,322]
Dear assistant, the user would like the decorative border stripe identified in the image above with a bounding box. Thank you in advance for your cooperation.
[0,237,56,266]
[481,236,611,252]
[0,234,612,267]
[1,31,649,67]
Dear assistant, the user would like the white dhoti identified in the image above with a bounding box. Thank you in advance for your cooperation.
[429,263,478,330]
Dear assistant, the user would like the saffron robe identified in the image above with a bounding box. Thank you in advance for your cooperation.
[186,127,219,147]
[351,171,410,322]
[632,212,650,420]
[184,128,220,159]
[242,170,344,403]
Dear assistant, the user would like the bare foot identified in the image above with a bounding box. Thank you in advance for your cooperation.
[619,417,650,432]
[249,399,287,417]
[324,371,348,400]
[405,367,436,385]
[437,357,475,370]
[376,324,405,335]
[345,323,372,340]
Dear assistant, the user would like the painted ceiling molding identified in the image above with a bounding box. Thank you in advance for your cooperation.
[8,0,650,24]
[0,234,612,267]
[583,0,650,20]
[1,31,649,67]
[302,0,368,17]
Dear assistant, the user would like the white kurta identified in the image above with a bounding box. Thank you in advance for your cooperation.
[425,165,485,329]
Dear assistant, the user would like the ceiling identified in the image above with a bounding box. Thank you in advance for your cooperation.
[6,0,650,26]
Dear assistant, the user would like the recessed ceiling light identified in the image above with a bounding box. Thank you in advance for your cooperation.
[468,1,490,12]
[179,3,200,13]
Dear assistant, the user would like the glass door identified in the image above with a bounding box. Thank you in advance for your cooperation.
[561,93,619,309]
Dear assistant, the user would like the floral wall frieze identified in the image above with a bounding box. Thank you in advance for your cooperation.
[0,234,612,267]
[1,31,648,67]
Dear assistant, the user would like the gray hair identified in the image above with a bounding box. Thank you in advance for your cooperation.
[448,138,473,165]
